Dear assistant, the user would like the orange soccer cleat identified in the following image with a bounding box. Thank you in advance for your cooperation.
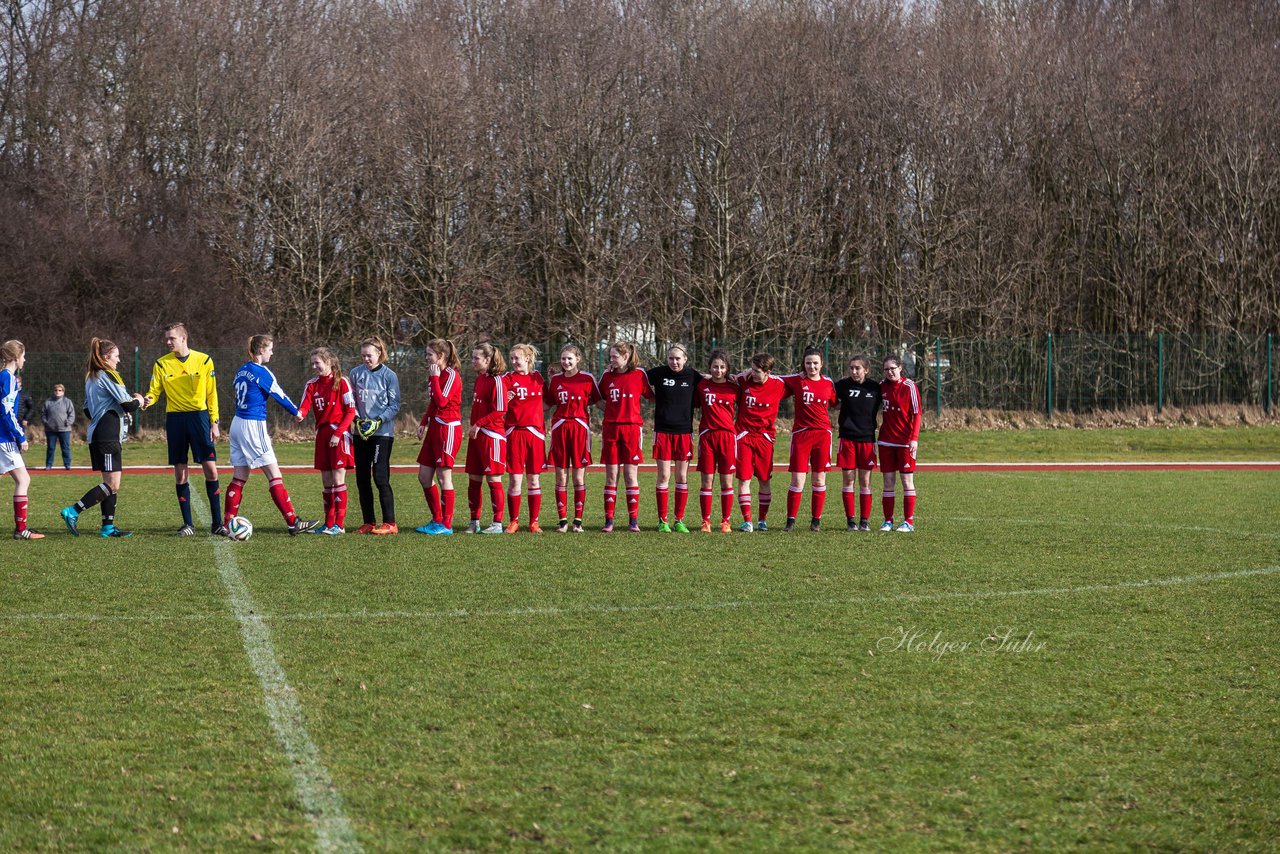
[372,523,399,535]
[355,523,377,535]
[528,521,543,534]
[719,521,732,533]
[700,520,712,533]
[505,520,520,534]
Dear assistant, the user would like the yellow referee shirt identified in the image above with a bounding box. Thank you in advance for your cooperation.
[146,350,220,422]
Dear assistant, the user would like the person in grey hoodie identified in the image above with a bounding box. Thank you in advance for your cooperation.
[59,338,144,538]
[42,384,76,469]
[347,336,401,534]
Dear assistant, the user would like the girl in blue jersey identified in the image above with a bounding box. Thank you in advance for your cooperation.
[223,335,319,535]
[59,338,144,537]
[1,340,42,539]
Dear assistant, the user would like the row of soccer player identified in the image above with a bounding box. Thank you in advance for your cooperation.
[0,333,919,540]
[277,337,920,535]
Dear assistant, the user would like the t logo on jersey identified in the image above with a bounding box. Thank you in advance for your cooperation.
[609,388,621,402]
[313,395,327,411]
[515,386,528,400]
[803,390,816,405]
[558,390,570,404]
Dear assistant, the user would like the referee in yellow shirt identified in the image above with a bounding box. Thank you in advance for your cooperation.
[142,322,225,536]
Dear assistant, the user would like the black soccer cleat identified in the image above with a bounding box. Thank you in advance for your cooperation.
[289,519,321,536]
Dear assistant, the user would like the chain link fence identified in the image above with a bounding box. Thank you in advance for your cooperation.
[15,333,1275,438]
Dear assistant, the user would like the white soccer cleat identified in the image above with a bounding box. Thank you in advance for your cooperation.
[738,521,754,533]
[879,521,895,532]
[896,521,915,533]
[480,522,505,534]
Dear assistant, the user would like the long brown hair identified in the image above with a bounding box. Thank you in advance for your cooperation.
[473,342,507,375]
[310,347,341,377]
[360,336,389,366]
[429,338,463,371]
[0,339,24,366]
[708,348,732,376]
[609,342,640,372]
[248,334,273,357]
[85,337,123,383]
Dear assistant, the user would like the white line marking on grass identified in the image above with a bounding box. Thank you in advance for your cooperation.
[939,516,1280,539]
[2,566,1277,627]
[264,564,1280,622]
[194,494,362,854]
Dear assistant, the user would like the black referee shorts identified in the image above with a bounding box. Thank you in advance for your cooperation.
[166,411,216,465]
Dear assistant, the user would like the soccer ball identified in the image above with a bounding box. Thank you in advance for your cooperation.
[227,516,254,541]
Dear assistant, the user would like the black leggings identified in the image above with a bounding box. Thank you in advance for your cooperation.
[353,435,395,524]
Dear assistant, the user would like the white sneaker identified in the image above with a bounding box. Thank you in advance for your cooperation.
[325,526,346,536]
[879,521,895,532]
[467,520,481,534]
[896,521,915,533]
[738,521,754,533]
[480,522,505,534]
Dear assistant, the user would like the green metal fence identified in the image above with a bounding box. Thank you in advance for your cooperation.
[15,333,1275,437]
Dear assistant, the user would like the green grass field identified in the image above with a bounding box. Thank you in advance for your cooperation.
[2,428,1278,850]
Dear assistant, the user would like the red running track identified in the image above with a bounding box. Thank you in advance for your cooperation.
[28,461,1280,475]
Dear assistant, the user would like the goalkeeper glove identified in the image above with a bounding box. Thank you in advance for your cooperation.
[356,418,382,439]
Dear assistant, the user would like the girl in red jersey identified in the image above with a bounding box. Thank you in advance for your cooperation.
[546,345,600,533]
[503,343,547,533]
[596,342,653,532]
[415,339,463,535]
[694,350,739,533]
[878,356,921,532]
[733,353,789,533]
[781,346,839,532]
[464,343,508,534]
[295,347,357,534]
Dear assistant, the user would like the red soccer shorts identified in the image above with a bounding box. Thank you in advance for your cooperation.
[878,443,918,473]
[418,420,462,468]
[601,423,644,465]
[314,428,354,471]
[735,432,775,481]
[464,429,507,476]
[652,431,693,462]
[788,428,832,473]
[696,430,737,475]
[837,439,878,471]
[505,428,547,475]
[549,420,592,468]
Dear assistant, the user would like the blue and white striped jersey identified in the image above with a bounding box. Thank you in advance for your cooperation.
[0,369,24,444]
[233,361,298,421]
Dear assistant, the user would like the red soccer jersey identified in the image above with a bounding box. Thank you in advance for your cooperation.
[548,371,602,426]
[735,375,789,436]
[696,378,738,433]
[470,373,508,435]
[505,371,546,435]
[421,367,463,425]
[782,374,838,431]
[879,378,922,446]
[297,374,357,433]
[598,369,653,426]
